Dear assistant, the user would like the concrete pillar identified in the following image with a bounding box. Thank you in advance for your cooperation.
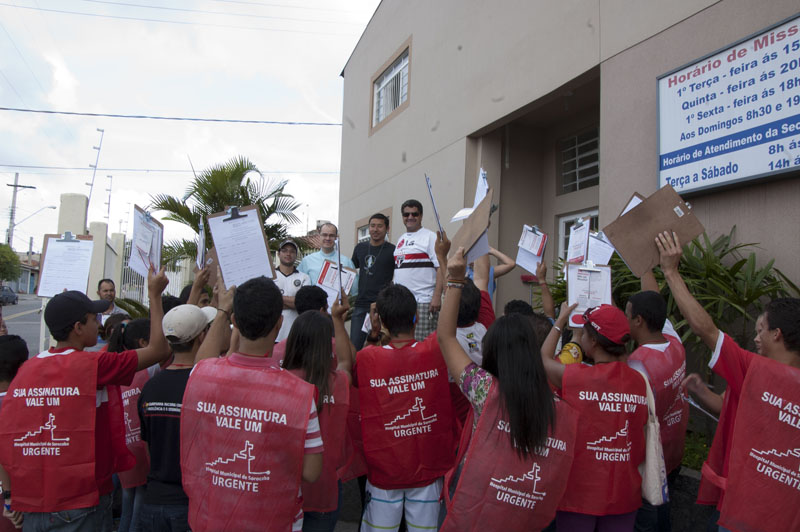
[88,222,108,299]
[57,194,88,235]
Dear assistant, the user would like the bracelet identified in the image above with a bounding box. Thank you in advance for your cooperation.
[446,278,466,284]
[447,282,465,289]
[552,324,562,333]
[217,308,231,320]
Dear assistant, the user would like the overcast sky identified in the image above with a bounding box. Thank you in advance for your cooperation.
[0,0,380,254]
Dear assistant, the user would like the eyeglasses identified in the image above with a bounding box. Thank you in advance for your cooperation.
[402,212,420,218]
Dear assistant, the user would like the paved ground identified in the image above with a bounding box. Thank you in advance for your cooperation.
[2,293,45,352]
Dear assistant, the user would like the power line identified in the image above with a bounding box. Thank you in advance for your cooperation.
[0,107,342,126]
[210,0,361,14]
[0,2,359,35]
[0,164,339,174]
[77,0,362,25]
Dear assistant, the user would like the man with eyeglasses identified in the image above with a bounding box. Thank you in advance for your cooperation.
[299,223,357,298]
[393,199,443,341]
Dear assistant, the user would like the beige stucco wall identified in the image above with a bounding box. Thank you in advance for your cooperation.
[601,0,800,281]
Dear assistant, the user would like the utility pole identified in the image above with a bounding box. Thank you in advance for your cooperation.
[6,173,36,248]
[86,128,105,207]
[104,175,113,220]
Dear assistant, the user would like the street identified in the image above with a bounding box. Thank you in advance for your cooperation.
[2,294,46,354]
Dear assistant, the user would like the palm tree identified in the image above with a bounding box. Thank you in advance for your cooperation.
[149,155,302,267]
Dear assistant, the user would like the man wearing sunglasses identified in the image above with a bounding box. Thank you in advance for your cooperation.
[393,199,443,341]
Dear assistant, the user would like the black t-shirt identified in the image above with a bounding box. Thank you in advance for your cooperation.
[351,241,396,307]
[138,368,192,505]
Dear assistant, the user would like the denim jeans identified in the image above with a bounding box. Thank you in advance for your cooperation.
[136,503,189,532]
[23,493,113,532]
[350,306,370,351]
[119,485,144,532]
[303,481,342,532]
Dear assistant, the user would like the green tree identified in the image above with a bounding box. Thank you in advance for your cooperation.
[149,156,302,267]
[0,244,21,282]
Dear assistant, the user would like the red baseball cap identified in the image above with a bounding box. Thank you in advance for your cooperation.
[573,304,630,345]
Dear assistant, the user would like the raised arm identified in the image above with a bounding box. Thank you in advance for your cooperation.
[656,231,720,350]
[196,269,234,362]
[472,253,491,293]
[682,373,724,416]
[135,267,170,370]
[436,234,473,382]
[332,289,353,377]
[540,301,577,389]
[536,261,555,319]
[186,267,211,306]
[640,269,659,293]
[489,246,516,278]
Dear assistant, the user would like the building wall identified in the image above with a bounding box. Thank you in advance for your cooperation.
[601,0,800,280]
[340,0,800,313]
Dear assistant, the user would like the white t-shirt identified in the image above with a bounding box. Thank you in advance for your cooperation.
[392,227,439,303]
[274,268,311,342]
[456,322,487,366]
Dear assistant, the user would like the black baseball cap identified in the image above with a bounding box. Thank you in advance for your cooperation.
[279,239,299,252]
[44,291,110,333]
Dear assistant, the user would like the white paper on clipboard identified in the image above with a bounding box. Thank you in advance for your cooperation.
[587,232,615,266]
[130,206,164,278]
[566,219,590,264]
[37,234,95,297]
[317,260,357,312]
[196,220,207,271]
[566,262,612,327]
[451,168,489,222]
[206,206,274,289]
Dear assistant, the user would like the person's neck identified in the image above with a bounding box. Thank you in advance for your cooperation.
[592,350,628,364]
[370,237,386,247]
[237,336,276,357]
[389,331,416,345]
[168,350,196,368]
[103,302,115,314]
[770,348,800,370]
[55,339,86,351]
[321,247,335,255]
[0,380,9,393]
[635,329,667,346]
[278,263,295,275]
[405,227,421,234]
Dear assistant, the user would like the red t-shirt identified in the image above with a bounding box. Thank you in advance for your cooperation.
[699,332,756,508]
[48,347,139,495]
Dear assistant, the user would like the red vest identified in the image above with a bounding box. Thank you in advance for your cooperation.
[340,385,368,482]
[288,368,351,512]
[357,343,455,489]
[180,356,315,532]
[558,362,648,515]
[442,384,578,532]
[629,335,689,473]
[0,350,99,512]
[718,356,800,532]
[117,369,150,489]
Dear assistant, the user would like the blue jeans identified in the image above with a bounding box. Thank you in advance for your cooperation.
[23,493,113,532]
[119,485,144,532]
[137,503,189,532]
[350,306,369,351]
[303,480,342,532]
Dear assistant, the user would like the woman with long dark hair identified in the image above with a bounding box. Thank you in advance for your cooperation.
[282,296,354,532]
[540,303,648,532]
[435,237,578,532]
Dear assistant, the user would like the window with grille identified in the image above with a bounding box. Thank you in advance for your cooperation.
[357,225,370,244]
[559,127,599,193]
[373,48,409,127]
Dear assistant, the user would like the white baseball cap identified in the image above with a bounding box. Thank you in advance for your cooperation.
[162,304,217,343]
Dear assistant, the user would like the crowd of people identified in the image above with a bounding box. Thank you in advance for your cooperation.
[0,199,797,532]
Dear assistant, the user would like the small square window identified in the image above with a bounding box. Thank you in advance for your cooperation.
[373,48,409,127]
[559,127,599,194]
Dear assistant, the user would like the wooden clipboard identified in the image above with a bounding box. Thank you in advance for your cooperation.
[602,185,704,278]
[447,188,493,259]
[38,232,94,297]
[206,205,276,289]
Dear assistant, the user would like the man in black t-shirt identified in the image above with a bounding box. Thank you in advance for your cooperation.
[351,213,395,349]
[137,304,217,532]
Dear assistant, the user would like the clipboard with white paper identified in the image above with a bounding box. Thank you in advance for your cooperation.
[515,224,548,275]
[38,232,95,297]
[206,205,275,289]
[566,217,590,264]
[424,174,445,237]
[566,262,612,328]
[587,232,615,266]
[130,205,164,278]
[451,168,489,222]
[317,260,357,312]
[196,219,207,271]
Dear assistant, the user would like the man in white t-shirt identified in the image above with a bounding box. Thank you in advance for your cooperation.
[273,240,311,342]
[392,199,443,340]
